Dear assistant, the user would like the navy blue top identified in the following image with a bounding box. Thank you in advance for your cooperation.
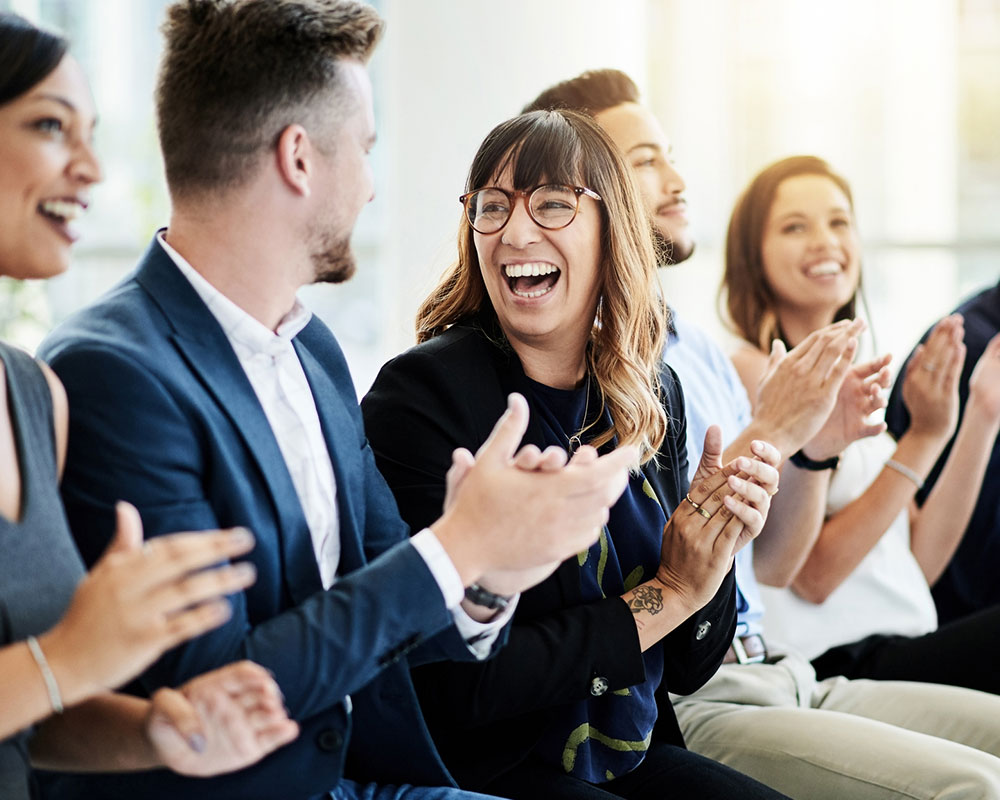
[526,377,667,783]
[0,343,85,800]
[886,279,1000,624]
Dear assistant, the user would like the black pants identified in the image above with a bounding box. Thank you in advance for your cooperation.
[812,604,1000,693]
[482,742,790,800]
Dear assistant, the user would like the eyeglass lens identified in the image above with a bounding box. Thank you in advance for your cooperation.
[465,185,580,233]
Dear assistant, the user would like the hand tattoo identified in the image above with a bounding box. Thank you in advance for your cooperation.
[628,585,663,615]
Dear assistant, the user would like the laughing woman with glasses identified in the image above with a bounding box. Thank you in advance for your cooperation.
[361,109,785,800]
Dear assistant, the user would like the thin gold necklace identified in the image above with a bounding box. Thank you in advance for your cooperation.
[567,373,593,454]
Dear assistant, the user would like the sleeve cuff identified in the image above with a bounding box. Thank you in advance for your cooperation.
[410,527,465,608]
[410,527,519,659]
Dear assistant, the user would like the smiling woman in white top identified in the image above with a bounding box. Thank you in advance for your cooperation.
[721,154,1000,693]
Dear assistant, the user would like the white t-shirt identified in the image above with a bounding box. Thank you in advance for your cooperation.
[759,432,938,659]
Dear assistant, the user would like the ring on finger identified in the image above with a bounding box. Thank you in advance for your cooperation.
[697,506,712,519]
[684,492,701,510]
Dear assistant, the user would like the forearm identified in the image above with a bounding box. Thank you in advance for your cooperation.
[792,431,943,602]
[753,464,831,587]
[911,399,1000,584]
[622,578,700,651]
[0,638,72,742]
[30,693,157,772]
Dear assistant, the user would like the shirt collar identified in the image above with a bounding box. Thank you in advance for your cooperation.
[157,230,312,355]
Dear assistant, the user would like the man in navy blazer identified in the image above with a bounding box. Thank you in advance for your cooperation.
[36,2,635,799]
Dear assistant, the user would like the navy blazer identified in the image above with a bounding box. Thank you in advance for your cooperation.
[37,238,493,800]
[361,318,737,790]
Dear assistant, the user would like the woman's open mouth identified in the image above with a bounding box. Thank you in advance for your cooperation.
[504,262,561,299]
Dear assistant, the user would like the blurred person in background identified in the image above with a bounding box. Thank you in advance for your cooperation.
[528,72,1000,800]
[722,155,1000,694]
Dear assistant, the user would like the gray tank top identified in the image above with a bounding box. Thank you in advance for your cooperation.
[0,343,85,799]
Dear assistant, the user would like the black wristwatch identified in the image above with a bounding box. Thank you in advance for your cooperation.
[789,448,839,471]
[464,583,512,611]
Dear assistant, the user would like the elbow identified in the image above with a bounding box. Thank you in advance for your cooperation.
[789,573,833,605]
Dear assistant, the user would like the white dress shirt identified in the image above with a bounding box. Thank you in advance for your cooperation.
[158,233,512,654]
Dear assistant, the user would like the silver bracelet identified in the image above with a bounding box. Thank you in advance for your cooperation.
[26,635,64,714]
[885,459,924,491]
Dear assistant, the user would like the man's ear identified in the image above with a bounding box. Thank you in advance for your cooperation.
[276,123,312,197]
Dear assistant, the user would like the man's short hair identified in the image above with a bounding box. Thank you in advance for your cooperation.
[156,0,383,199]
[523,69,640,117]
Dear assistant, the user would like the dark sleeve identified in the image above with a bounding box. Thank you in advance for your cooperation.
[46,341,461,721]
[362,344,648,728]
[652,365,737,695]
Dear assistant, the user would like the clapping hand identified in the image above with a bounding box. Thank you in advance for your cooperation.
[655,427,779,614]
[903,315,965,441]
[802,354,892,461]
[968,331,1000,422]
[147,661,298,777]
[41,503,259,707]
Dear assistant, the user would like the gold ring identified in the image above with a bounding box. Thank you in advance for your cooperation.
[697,506,712,519]
[684,492,701,510]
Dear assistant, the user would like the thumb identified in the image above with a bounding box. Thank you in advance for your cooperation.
[106,500,144,555]
[699,425,724,473]
[766,338,787,372]
[475,393,529,465]
[149,687,207,754]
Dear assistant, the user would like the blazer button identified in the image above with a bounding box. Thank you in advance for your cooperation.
[317,729,343,752]
[695,621,712,640]
[590,676,609,696]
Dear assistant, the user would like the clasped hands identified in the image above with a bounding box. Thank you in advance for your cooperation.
[432,393,635,602]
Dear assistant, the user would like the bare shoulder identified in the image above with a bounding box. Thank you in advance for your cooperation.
[38,361,68,477]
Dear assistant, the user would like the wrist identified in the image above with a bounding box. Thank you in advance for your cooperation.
[789,449,839,471]
[428,513,485,588]
[966,394,1000,431]
[36,628,94,709]
[744,420,796,462]
[464,582,512,611]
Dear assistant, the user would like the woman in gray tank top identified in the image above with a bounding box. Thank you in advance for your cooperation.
[0,13,298,798]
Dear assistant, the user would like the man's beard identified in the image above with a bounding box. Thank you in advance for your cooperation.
[311,230,356,285]
[653,226,695,267]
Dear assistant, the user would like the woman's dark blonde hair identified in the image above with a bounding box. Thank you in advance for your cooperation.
[722,155,858,350]
[417,109,668,464]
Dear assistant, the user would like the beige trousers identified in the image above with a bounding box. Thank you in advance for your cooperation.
[672,651,1000,799]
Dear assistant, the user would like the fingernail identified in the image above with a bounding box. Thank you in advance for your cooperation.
[233,562,257,581]
[229,528,254,547]
[187,733,206,753]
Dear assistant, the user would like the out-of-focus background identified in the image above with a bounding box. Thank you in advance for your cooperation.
[3,0,999,394]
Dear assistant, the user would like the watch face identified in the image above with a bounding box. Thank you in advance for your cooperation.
[465,583,510,610]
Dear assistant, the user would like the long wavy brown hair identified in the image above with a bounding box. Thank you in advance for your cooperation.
[417,109,668,465]
[722,155,858,350]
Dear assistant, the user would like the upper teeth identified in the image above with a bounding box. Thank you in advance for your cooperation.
[40,200,83,221]
[807,260,841,277]
[505,262,558,278]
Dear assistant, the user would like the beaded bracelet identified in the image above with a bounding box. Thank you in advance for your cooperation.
[26,635,64,714]
[885,459,925,491]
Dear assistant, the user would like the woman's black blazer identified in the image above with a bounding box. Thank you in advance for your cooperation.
[360,318,737,790]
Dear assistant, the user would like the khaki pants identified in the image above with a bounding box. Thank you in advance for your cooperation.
[672,650,1000,799]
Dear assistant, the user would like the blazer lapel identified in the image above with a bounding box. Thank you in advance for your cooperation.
[134,239,323,601]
